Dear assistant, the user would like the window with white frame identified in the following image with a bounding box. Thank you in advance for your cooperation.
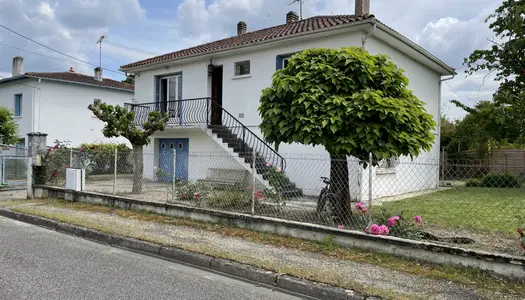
[14,94,22,117]
[377,157,399,173]
[234,61,250,76]
[282,57,290,69]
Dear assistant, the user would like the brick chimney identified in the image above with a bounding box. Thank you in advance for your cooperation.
[286,11,299,24]
[94,67,103,81]
[355,0,370,15]
[12,56,23,77]
[237,21,247,35]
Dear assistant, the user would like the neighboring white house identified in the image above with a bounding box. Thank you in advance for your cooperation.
[0,57,134,148]
[120,0,456,200]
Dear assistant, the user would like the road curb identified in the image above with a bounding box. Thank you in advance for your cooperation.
[0,209,378,300]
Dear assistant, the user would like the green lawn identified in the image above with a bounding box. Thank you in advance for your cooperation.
[380,187,525,234]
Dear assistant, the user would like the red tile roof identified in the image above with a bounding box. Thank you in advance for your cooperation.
[120,14,375,70]
[25,71,134,91]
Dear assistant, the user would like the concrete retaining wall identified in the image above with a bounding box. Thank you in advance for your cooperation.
[34,185,525,279]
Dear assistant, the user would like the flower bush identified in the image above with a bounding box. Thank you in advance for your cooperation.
[36,140,88,185]
[335,204,424,239]
[172,180,212,205]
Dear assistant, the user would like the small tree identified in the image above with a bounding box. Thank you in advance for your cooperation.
[88,103,167,193]
[0,107,20,145]
[259,47,435,223]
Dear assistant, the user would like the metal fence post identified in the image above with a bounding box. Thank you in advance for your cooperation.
[251,148,256,215]
[441,147,445,183]
[368,153,373,209]
[172,149,177,203]
[113,148,118,195]
[69,147,73,168]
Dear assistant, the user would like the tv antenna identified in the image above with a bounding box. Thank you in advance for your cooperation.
[288,0,303,20]
[96,34,105,68]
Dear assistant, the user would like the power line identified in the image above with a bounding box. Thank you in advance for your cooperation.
[0,24,124,75]
[445,81,469,106]
[0,41,73,63]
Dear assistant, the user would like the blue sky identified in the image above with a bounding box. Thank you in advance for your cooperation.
[0,0,503,118]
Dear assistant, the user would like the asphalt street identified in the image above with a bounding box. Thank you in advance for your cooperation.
[0,216,303,300]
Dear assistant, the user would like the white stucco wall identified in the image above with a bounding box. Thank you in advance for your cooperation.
[36,80,133,147]
[143,128,244,181]
[134,29,444,198]
[0,79,35,145]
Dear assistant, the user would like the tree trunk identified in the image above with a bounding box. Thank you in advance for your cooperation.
[132,144,143,194]
[329,153,352,224]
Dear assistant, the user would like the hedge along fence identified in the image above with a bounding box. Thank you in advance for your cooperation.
[79,143,132,175]
[34,141,132,185]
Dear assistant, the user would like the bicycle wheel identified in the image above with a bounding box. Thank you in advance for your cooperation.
[316,190,327,213]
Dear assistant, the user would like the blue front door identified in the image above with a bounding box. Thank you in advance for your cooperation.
[158,138,189,181]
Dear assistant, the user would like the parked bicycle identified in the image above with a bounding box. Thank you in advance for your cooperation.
[317,176,336,214]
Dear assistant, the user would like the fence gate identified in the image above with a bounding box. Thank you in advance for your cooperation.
[0,144,27,190]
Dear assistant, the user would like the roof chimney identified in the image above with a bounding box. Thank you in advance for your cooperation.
[237,21,247,35]
[12,56,23,77]
[286,11,299,24]
[355,0,370,15]
[94,67,103,81]
[68,67,75,72]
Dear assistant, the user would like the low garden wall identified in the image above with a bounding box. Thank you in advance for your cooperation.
[33,185,525,279]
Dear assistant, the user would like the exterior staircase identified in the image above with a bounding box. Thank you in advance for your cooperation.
[208,125,303,197]
[125,97,303,198]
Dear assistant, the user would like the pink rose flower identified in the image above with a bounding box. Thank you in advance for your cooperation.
[360,207,368,213]
[355,202,365,210]
[194,193,201,199]
[337,225,345,229]
[388,216,400,227]
[275,167,282,173]
[379,225,390,235]
[413,215,422,224]
[266,162,271,167]
[370,224,381,235]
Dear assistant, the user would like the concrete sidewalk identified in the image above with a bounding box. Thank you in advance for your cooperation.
[0,190,26,201]
[2,200,522,300]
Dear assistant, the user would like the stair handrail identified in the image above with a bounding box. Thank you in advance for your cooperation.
[124,98,286,171]
[207,98,286,171]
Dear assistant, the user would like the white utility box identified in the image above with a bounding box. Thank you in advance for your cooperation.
[65,168,85,191]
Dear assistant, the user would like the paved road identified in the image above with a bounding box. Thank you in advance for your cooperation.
[0,216,303,300]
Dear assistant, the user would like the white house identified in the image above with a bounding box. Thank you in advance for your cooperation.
[120,0,455,201]
[0,57,134,148]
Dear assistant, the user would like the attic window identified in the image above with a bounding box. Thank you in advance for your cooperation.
[234,61,250,76]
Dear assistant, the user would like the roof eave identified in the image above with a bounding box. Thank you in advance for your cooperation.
[371,21,456,76]
[120,19,374,73]
[24,75,134,92]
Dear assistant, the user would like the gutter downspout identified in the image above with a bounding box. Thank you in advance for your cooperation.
[362,23,377,49]
[437,74,455,187]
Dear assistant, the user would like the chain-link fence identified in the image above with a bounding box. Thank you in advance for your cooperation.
[40,147,525,256]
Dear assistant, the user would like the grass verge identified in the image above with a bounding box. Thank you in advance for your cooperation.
[381,187,525,233]
[10,200,525,299]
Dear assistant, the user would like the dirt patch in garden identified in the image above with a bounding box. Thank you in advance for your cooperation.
[423,226,522,256]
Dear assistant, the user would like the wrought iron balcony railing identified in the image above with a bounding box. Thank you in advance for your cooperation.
[124,98,286,171]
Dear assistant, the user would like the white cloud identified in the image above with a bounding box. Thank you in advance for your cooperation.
[38,2,54,18]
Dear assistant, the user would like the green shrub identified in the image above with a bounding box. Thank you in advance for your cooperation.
[465,179,481,187]
[474,172,521,188]
[80,143,132,174]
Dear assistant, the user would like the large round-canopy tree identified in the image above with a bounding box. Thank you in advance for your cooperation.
[259,47,436,223]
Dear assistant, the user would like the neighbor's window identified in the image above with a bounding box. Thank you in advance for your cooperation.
[14,94,22,117]
[93,99,101,106]
[377,157,400,172]
[234,61,250,76]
